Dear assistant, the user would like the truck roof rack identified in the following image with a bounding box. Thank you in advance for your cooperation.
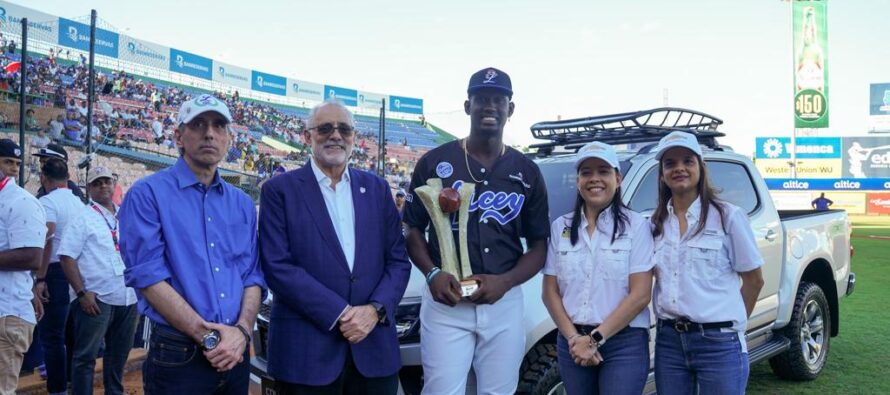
[529,107,725,155]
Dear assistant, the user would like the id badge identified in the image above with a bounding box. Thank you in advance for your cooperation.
[112,254,125,276]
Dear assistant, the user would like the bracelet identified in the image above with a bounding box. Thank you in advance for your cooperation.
[568,333,584,341]
[234,324,251,343]
[34,278,46,284]
[425,267,442,285]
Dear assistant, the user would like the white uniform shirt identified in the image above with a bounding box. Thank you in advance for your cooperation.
[40,188,86,264]
[543,207,655,328]
[311,159,356,272]
[0,178,48,324]
[57,202,137,306]
[653,198,764,334]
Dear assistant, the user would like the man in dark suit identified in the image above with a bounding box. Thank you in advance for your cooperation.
[259,101,411,394]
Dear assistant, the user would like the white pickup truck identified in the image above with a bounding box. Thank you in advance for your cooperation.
[250,108,855,394]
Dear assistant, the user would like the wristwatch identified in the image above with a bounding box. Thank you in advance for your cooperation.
[590,330,606,348]
[370,302,387,325]
[75,289,87,299]
[201,329,221,351]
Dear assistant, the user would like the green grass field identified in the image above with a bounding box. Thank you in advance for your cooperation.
[747,215,890,394]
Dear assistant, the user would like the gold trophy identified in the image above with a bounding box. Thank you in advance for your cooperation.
[414,178,479,298]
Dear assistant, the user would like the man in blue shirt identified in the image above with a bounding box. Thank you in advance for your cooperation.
[119,94,265,394]
[811,193,833,211]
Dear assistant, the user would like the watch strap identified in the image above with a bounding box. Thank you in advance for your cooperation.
[234,324,251,343]
[370,302,387,325]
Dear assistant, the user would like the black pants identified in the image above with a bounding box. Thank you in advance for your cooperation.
[277,350,398,395]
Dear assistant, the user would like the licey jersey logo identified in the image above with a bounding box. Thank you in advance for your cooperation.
[483,69,498,84]
[195,95,219,107]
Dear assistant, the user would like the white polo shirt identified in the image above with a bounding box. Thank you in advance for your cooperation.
[39,187,86,264]
[653,198,764,334]
[0,178,48,324]
[543,206,655,329]
[311,159,355,272]
[57,202,137,306]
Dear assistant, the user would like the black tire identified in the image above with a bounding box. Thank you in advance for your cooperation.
[769,282,832,380]
[516,343,564,395]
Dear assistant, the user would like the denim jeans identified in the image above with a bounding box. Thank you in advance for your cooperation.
[71,300,138,395]
[143,323,249,395]
[557,327,650,395]
[654,322,749,395]
[37,262,70,394]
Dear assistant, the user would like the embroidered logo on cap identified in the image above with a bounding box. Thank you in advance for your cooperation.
[483,69,498,84]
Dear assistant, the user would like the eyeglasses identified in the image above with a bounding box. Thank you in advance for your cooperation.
[308,122,354,137]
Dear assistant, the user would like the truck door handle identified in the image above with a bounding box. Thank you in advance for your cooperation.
[765,230,778,242]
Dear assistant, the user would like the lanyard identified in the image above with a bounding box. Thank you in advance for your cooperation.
[0,176,9,192]
[90,203,119,251]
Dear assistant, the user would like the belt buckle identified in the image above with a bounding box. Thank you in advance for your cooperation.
[674,319,691,332]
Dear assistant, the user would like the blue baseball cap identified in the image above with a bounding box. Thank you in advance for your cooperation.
[467,67,513,98]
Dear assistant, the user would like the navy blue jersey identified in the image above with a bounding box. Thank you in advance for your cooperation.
[404,140,550,275]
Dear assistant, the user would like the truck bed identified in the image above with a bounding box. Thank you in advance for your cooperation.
[778,209,845,221]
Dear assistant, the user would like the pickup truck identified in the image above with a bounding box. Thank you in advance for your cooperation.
[250,108,856,394]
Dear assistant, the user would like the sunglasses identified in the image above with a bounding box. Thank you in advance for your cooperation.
[308,122,355,137]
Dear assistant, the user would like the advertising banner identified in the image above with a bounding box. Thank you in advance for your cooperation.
[755,158,841,178]
[867,193,890,214]
[768,191,815,210]
[119,35,168,69]
[287,79,324,102]
[755,137,841,159]
[809,192,865,214]
[211,61,251,90]
[793,0,829,128]
[389,95,424,115]
[58,17,119,58]
[0,1,57,37]
[357,91,387,110]
[843,136,890,178]
[765,178,890,191]
[251,70,287,96]
[869,83,890,116]
[169,48,212,80]
[324,85,358,107]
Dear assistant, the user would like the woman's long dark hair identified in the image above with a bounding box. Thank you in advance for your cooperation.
[567,178,629,246]
[651,156,725,239]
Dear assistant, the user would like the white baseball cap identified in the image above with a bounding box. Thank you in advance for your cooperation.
[654,131,703,160]
[177,94,233,126]
[574,141,619,170]
[87,166,114,184]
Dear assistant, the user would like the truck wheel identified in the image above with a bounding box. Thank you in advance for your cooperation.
[516,344,566,395]
[769,282,831,380]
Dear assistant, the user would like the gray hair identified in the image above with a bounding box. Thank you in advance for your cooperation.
[307,100,355,129]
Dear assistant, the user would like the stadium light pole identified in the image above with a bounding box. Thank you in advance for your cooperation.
[377,98,386,178]
[17,17,28,186]
[85,9,98,201]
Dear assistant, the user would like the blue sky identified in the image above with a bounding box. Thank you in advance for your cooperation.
[19,0,890,155]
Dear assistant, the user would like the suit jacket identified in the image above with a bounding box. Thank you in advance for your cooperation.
[259,162,411,385]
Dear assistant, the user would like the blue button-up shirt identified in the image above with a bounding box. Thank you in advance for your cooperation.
[119,158,265,326]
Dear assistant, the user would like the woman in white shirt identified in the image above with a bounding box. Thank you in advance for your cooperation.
[542,142,655,395]
[650,131,765,395]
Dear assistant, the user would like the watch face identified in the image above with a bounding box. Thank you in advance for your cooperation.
[203,331,220,349]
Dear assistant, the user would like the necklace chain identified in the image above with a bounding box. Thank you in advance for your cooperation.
[462,138,505,184]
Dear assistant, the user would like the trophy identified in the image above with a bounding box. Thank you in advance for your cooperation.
[414,178,479,298]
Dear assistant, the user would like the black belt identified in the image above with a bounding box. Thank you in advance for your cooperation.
[573,324,599,335]
[659,318,733,333]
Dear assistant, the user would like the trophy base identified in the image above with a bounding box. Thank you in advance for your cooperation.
[460,280,479,298]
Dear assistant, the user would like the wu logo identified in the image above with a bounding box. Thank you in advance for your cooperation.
[257,76,265,88]
[219,67,226,77]
[127,42,136,54]
[67,26,78,42]
[175,55,184,68]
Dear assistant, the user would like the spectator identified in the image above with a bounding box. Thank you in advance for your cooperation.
[111,173,123,206]
[0,151,46,395]
[30,128,50,151]
[58,167,138,395]
[49,114,65,141]
[243,156,255,172]
[811,193,834,211]
[25,109,40,131]
[151,116,164,144]
[63,112,82,141]
[35,157,85,395]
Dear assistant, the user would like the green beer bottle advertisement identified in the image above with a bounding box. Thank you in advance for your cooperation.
[793,0,829,128]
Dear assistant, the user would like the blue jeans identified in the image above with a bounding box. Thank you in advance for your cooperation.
[71,301,138,395]
[143,323,249,395]
[654,322,749,395]
[557,327,649,395]
[37,262,70,394]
